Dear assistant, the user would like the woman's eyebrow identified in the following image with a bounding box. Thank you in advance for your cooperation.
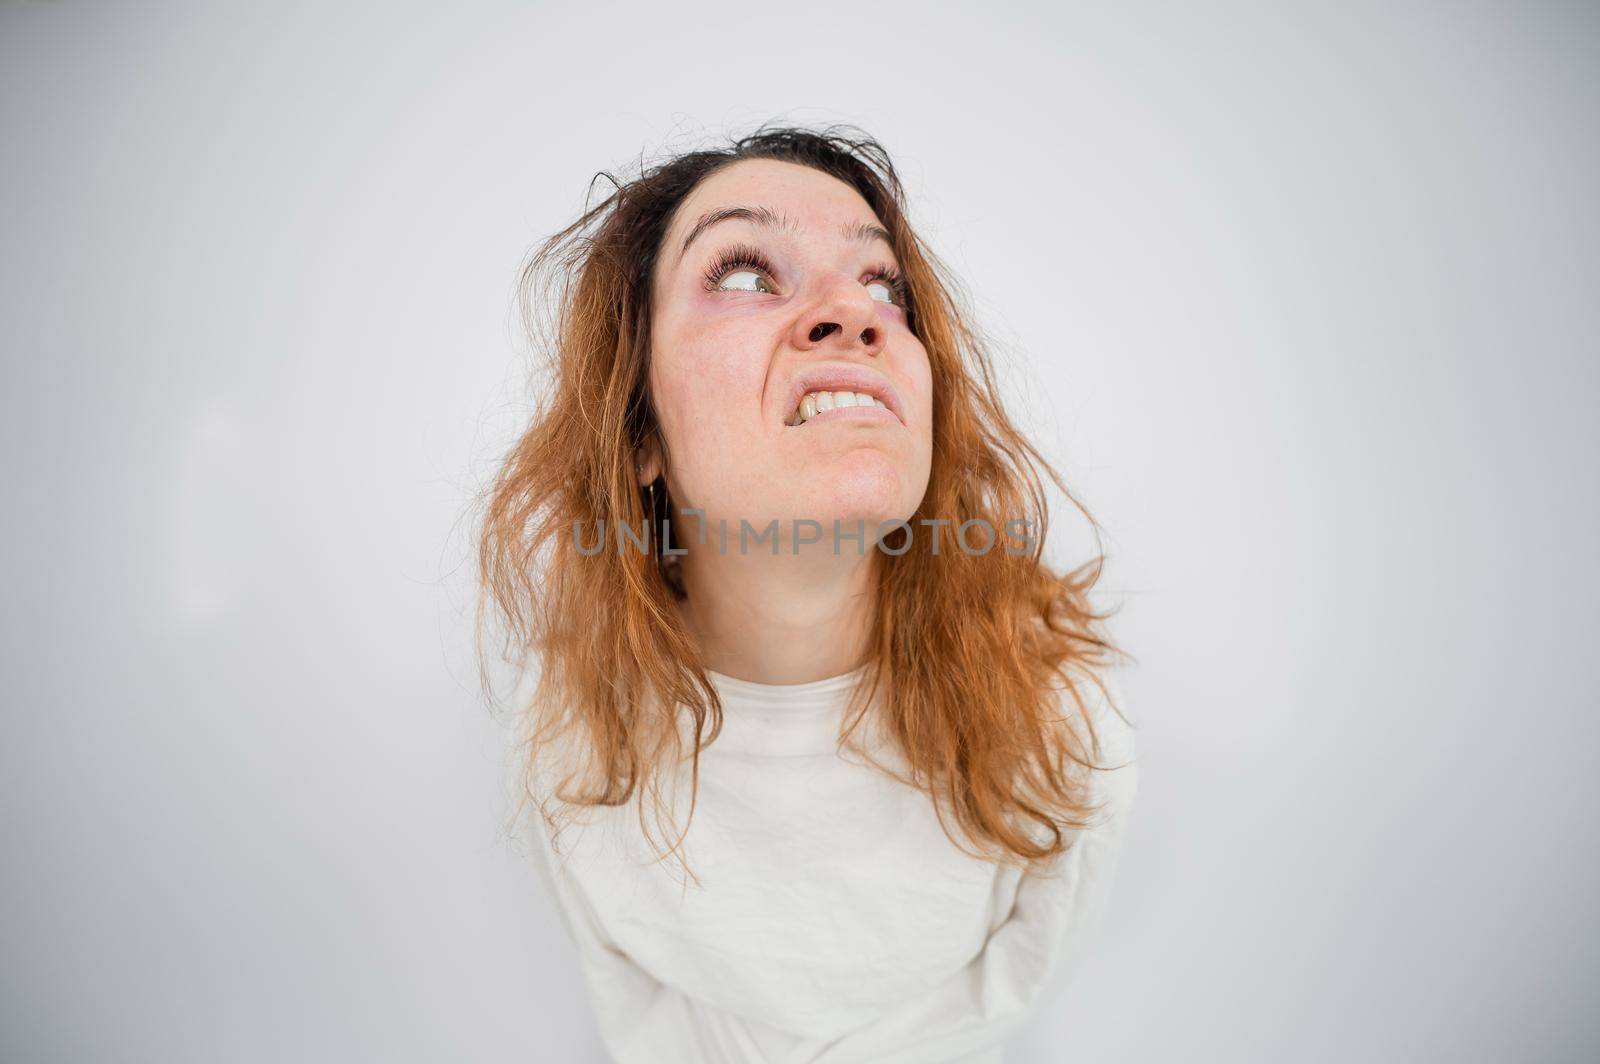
[677,205,894,265]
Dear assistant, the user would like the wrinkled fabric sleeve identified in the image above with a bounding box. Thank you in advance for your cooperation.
[785,675,1142,1064]
[523,798,788,1064]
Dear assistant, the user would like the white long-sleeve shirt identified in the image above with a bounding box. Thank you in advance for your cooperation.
[521,665,1139,1064]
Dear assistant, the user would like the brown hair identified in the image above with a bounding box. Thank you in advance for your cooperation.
[476,122,1133,883]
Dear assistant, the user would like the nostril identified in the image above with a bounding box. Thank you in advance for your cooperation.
[860,327,876,346]
[809,323,840,342]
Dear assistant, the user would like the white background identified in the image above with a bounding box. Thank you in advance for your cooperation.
[2,2,1596,1061]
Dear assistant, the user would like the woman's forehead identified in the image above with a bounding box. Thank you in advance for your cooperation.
[665,159,882,252]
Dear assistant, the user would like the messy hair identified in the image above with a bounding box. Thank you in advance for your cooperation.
[476,121,1133,884]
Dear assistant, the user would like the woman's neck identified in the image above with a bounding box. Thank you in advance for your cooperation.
[675,546,877,685]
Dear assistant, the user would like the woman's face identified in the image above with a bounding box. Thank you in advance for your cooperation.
[646,159,934,548]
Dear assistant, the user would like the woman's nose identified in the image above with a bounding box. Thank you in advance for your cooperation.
[792,277,886,357]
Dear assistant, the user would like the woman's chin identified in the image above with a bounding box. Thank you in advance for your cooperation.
[783,482,918,534]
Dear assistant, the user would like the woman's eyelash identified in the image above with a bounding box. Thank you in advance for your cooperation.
[701,244,911,309]
[702,243,776,292]
[865,264,910,308]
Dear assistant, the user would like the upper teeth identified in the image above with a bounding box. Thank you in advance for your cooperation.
[791,390,889,425]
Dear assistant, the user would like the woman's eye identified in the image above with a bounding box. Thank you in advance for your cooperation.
[864,279,897,304]
[717,268,774,294]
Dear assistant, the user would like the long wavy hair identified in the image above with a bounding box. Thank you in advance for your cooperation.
[477,122,1133,884]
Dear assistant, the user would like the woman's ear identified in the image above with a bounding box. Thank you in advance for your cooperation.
[634,437,662,487]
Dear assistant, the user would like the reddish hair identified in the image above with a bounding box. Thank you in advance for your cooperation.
[476,122,1133,882]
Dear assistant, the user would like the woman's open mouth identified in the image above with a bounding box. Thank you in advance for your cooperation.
[785,390,900,428]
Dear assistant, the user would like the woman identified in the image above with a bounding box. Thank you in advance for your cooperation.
[477,124,1140,1064]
